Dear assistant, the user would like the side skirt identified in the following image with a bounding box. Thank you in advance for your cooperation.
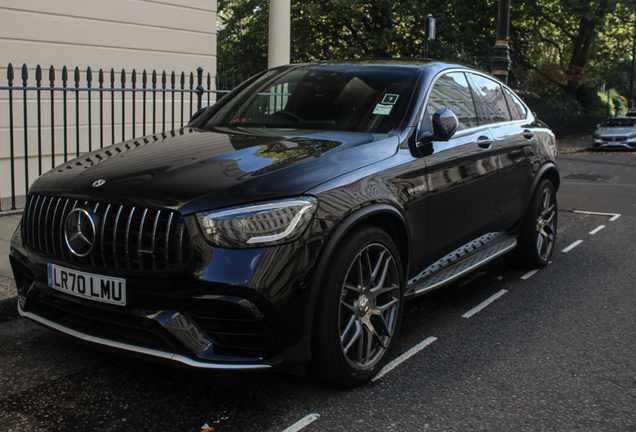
[405,233,517,298]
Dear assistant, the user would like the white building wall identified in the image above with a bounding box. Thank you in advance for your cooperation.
[0,0,217,209]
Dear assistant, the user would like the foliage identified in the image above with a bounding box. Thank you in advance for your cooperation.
[217,0,636,114]
[218,0,501,75]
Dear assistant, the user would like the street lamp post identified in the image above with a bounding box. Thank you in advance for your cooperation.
[491,0,511,84]
[629,17,636,108]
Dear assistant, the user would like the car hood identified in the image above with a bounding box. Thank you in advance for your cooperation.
[596,127,636,136]
[30,127,398,214]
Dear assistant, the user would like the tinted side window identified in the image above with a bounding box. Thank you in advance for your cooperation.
[470,74,511,124]
[426,72,478,131]
[503,88,528,120]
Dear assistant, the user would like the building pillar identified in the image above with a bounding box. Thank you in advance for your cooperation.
[268,0,290,68]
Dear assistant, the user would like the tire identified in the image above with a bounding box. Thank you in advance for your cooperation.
[507,179,558,269]
[309,225,404,386]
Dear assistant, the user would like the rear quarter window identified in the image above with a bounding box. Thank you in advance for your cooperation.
[469,74,511,124]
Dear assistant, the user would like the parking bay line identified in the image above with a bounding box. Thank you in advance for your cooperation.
[589,225,606,235]
[462,289,508,319]
[372,336,438,382]
[521,269,539,280]
[573,210,621,221]
[562,240,583,253]
[282,414,320,432]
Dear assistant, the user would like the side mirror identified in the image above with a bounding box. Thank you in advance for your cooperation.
[188,107,209,125]
[432,107,458,141]
[418,107,458,143]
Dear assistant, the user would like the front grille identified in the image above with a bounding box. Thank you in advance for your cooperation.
[23,194,193,271]
[602,136,627,142]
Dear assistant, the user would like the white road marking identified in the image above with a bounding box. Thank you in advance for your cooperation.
[462,290,508,319]
[562,240,583,253]
[589,225,606,235]
[372,337,437,382]
[282,414,320,432]
[573,210,621,221]
[520,269,539,280]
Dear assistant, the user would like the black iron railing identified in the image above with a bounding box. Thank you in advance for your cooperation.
[1,63,247,211]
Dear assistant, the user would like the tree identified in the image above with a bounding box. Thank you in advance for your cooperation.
[217,1,501,76]
[217,0,636,114]
[511,0,629,97]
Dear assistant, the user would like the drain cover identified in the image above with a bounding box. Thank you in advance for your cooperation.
[564,173,611,181]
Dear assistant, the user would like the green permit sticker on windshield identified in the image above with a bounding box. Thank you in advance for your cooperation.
[373,104,393,115]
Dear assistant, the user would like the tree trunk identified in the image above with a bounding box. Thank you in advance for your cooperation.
[565,0,610,95]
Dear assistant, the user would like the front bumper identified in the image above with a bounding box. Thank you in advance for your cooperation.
[18,305,270,370]
[593,137,636,149]
[10,217,334,371]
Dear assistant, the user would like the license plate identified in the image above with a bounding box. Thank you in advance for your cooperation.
[47,263,126,306]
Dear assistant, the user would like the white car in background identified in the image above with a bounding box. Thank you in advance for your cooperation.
[593,117,636,149]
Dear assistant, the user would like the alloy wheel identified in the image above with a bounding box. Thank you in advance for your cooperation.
[535,188,557,261]
[339,243,400,371]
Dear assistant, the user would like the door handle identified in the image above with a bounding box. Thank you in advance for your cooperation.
[523,129,534,139]
[477,136,493,148]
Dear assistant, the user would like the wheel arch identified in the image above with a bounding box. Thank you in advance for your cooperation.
[538,163,560,191]
[302,204,410,343]
[522,163,560,216]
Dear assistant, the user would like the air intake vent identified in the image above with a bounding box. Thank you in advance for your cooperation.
[22,194,193,272]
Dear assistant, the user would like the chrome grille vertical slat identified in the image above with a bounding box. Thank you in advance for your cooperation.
[151,211,161,271]
[36,196,47,251]
[43,197,55,254]
[101,204,111,268]
[38,196,48,250]
[57,199,71,260]
[165,213,174,268]
[112,206,124,269]
[49,198,60,256]
[30,195,42,248]
[23,195,33,245]
[67,200,80,262]
[137,209,148,271]
[90,203,101,267]
[125,207,136,270]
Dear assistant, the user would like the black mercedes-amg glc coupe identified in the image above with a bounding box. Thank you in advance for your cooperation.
[10,60,559,386]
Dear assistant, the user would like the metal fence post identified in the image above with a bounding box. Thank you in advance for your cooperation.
[196,67,204,111]
[36,65,42,175]
[7,63,16,210]
[22,64,29,196]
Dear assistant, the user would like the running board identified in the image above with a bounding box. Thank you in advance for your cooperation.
[407,237,517,297]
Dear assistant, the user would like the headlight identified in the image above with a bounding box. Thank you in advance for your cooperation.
[196,197,318,248]
[628,133,636,139]
[593,134,601,139]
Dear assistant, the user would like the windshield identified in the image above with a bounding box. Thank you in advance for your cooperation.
[601,118,636,127]
[204,65,418,134]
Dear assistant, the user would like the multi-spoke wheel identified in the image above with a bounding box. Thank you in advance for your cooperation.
[535,186,557,262]
[507,179,558,268]
[310,225,404,386]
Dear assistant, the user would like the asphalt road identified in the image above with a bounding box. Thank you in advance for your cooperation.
[1,151,634,432]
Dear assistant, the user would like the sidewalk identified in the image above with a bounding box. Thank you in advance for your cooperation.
[556,134,593,154]
[0,213,21,319]
[0,135,594,321]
